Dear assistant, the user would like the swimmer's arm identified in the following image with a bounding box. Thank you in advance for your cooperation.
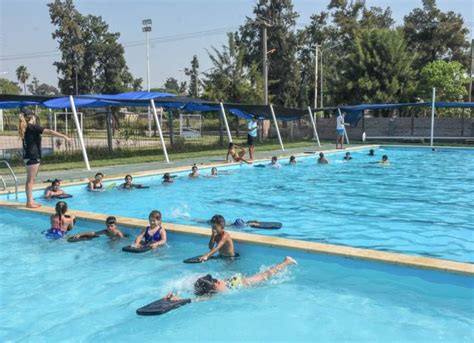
[133,228,147,247]
[208,231,216,249]
[201,236,226,260]
[149,229,167,249]
[44,190,53,199]
[242,257,295,286]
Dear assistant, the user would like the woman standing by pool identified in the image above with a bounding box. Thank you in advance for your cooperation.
[19,108,71,208]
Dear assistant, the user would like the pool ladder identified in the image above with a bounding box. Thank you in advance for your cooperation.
[0,160,18,200]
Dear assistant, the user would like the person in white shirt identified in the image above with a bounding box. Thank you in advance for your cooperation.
[247,116,258,160]
[336,112,349,149]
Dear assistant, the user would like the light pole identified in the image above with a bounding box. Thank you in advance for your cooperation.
[142,19,152,92]
[297,45,320,108]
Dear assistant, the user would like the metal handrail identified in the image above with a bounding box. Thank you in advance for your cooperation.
[0,160,18,200]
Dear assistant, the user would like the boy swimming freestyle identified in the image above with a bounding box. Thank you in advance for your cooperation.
[199,214,235,261]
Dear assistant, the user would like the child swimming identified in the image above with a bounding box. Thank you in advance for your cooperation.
[44,179,70,199]
[68,216,125,241]
[88,172,104,191]
[132,210,167,249]
[45,201,76,239]
[199,214,235,262]
[317,152,328,164]
[189,165,200,178]
[119,175,144,189]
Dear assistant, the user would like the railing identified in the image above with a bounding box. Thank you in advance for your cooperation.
[0,160,18,200]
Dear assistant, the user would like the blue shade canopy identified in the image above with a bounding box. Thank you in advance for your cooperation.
[42,97,118,109]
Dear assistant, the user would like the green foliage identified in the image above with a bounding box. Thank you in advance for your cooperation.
[15,65,30,95]
[0,78,21,94]
[48,0,141,95]
[403,0,470,69]
[203,33,263,104]
[419,60,469,101]
[185,55,200,97]
[163,77,180,94]
[27,77,60,95]
[340,29,416,104]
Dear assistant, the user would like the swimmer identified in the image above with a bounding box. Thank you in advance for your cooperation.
[226,143,251,164]
[189,165,200,178]
[164,256,296,301]
[44,179,69,199]
[199,214,235,261]
[88,172,104,191]
[317,152,328,164]
[368,149,375,156]
[119,175,144,189]
[162,173,175,184]
[268,156,281,168]
[45,201,76,239]
[204,167,218,178]
[343,152,352,160]
[289,156,296,165]
[68,216,125,241]
[132,210,167,249]
[380,155,389,164]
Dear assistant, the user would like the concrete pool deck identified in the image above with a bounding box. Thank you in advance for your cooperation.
[1,143,473,277]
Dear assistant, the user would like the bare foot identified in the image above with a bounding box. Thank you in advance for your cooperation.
[285,256,297,265]
[26,203,41,209]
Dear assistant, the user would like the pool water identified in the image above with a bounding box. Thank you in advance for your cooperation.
[0,209,473,342]
[4,147,474,263]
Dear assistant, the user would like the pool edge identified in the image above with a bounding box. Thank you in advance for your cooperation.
[1,200,472,277]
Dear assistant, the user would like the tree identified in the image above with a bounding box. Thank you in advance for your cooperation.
[184,55,200,97]
[203,33,263,103]
[339,29,416,104]
[48,0,141,94]
[419,60,469,101]
[163,77,180,94]
[0,79,21,94]
[15,65,30,95]
[403,0,470,69]
[27,77,60,95]
[237,0,301,107]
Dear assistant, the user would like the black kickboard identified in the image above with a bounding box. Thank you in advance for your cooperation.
[122,245,151,253]
[183,252,240,264]
[52,194,73,199]
[136,298,192,316]
[67,234,100,243]
[253,164,266,168]
[135,185,150,189]
[250,222,282,230]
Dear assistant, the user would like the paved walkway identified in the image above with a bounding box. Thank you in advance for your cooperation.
[1,143,373,188]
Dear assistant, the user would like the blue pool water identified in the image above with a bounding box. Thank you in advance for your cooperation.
[0,209,473,342]
[3,147,474,263]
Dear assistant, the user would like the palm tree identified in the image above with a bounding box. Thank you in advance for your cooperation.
[16,65,30,95]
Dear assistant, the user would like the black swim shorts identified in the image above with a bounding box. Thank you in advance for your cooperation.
[247,134,256,146]
[24,158,40,166]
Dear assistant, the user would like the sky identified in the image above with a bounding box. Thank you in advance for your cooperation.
[0,0,472,91]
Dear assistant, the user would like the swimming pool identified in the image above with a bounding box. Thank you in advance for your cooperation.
[0,208,472,342]
[3,146,474,263]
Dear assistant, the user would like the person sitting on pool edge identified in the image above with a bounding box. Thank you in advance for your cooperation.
[44,179,70,199]
[163,256,297,301]
[317,152,328,164]
[119,175,144,189]
[162,172,175,184]
[88,172,104,191]
[226,143,251,164]
[132,210,167,249]
[189,165,200,178]
[68,216,126,241]
[368,149,375,156]
[199,214,235,262]
[45,201,76,239]
[343,152,352,160]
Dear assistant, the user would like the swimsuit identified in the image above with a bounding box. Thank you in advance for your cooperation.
[144,226,162,243]
[226,273,243,289]
[45,228,66,240]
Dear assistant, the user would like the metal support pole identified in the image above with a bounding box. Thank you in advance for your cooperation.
[314,46,319,109]
[69,95,90,171]
[54,112,57,131]
[48,109,54,154]
[263,26,268,105]
[150,99,170,163]
[168,110,175,147]
[65,108,68,135]
[307,106,321,147]
[320,48,323,108]
[269,104,284,151]
[430,87,436,147]
[106,107,113,153]
[219,102,232,142]
[80,112,83,134]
